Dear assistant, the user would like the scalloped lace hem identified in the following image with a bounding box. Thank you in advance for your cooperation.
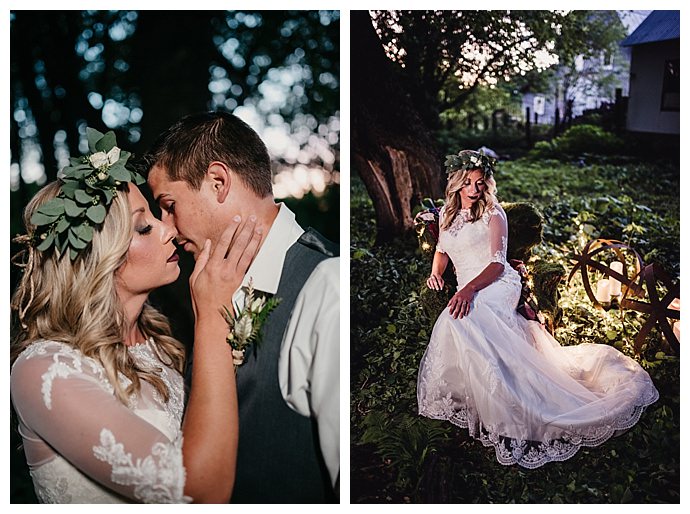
[419,386,659,469]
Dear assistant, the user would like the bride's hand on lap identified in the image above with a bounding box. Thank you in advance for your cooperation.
[190,215,262,322]
[427,273,444,291]
[448,286,475,319]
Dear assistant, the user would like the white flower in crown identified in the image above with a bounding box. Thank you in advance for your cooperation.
[89,146,121,169]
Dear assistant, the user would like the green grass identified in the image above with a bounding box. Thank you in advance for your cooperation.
[350,157,680,503]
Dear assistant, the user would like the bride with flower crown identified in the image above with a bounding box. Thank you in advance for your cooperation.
[10,128,261,502]
[417,150,658,468]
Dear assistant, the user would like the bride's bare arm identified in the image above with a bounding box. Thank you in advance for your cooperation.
[427,250,450,290]
[182,215,261,503]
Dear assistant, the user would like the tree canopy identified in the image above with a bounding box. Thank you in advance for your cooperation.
[372,10,626,126]
[10,10,339,198]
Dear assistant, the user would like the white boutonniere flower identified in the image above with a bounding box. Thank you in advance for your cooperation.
[222,278,281,368]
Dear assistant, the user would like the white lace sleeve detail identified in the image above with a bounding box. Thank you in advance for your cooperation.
[93,429,191,504]
[11,340,190,504]
[488,205,508,265]
[491,235,508,264]
[18,341,109,410]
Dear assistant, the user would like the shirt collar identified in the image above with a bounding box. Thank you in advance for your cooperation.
[240,203,304,295]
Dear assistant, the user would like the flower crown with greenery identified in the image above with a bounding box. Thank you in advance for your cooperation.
[444,149,497,178]
[29,128,145,260]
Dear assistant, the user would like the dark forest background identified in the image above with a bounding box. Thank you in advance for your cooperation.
[9,10,339,503]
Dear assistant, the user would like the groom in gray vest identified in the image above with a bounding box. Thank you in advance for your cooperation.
[144,111,339,503]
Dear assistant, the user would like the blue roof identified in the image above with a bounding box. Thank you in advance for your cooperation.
[622,10,679,46]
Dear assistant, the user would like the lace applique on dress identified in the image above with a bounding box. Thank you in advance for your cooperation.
[93,428,190,504]
[445,205,500,237]
[127,339,185,432]
[445,209,472,237]
[32,473,72,503]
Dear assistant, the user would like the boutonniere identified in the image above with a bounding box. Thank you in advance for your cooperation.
[222,278,280,367]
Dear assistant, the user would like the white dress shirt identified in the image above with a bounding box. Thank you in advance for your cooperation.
[232,203,340,487]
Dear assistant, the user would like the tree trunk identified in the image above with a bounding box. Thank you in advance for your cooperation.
[351,11,443,243]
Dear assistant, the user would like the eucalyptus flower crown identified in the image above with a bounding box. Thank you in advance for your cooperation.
[29,128,145,260]
[444,149,497,178]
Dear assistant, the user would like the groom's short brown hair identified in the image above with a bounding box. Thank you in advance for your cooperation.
[143,111,273,197]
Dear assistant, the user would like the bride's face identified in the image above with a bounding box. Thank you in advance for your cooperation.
[459,170,487,208]
[116,185,180,297]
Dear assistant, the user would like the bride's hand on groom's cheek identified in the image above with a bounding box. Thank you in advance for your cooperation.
[189,215,262,321]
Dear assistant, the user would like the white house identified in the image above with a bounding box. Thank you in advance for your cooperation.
[621,10,680,135]
[521,11,648,127]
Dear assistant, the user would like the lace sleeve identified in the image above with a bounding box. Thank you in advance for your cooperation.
[10,342,190,503]
[488,205,508,265]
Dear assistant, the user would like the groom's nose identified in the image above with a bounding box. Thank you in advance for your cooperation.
[161,222,178,243]
[160,212,177,231]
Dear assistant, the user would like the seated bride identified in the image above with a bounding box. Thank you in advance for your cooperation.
[417,149,658,468]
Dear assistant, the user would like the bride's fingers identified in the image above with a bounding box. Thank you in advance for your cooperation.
[210,215,242,266]
[234,226,262,275]
[225,215,257,270]
[449,297,459,318]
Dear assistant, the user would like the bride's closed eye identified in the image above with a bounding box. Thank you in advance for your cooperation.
[136,224,153,235]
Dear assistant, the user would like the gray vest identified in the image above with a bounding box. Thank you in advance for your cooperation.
[231,228,338,503]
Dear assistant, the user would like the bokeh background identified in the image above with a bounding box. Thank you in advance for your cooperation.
[9,10,339,503]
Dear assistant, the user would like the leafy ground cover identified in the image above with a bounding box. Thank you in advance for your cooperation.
[350,157,680,503]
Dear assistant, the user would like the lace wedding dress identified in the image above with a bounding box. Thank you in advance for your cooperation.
[10,338,190,503]
[417,204,659,468]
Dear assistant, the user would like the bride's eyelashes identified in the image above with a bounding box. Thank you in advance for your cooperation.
[136,224,153,235]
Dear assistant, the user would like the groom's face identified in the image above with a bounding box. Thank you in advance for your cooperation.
[148,165,220,260]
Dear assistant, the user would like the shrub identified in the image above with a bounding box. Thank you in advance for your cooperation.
[528,124,624,160]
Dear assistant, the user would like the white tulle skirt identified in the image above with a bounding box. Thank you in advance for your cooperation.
[417,275,659,469]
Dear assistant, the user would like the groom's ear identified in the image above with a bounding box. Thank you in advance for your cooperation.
[206,161,231,203]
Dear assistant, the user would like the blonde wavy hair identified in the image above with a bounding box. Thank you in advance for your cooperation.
[11,181,186,405]
[440,168,498,230]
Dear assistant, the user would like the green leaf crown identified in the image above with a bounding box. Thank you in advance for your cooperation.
[444,149,497,178]
[29,128,145,260]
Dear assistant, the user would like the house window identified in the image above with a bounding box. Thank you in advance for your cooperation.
[660,58,679,111]
[602,50,613,70]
